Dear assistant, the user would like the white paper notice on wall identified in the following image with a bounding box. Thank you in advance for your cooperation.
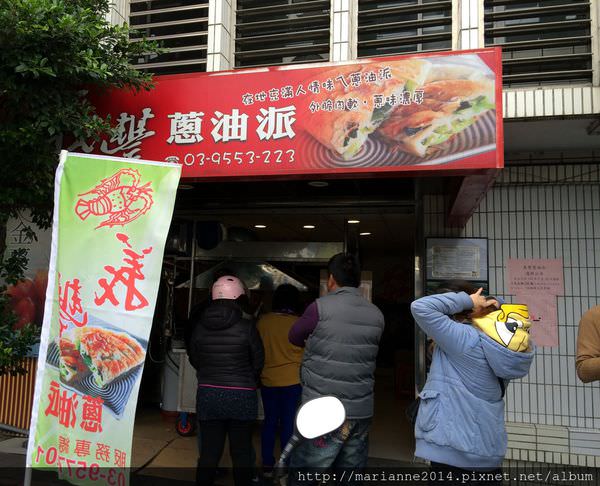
[507,259,564,347]
[432,245,480,279]
[507,259,564,295]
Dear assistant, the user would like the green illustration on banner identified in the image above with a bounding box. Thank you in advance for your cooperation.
[26,152,181,485]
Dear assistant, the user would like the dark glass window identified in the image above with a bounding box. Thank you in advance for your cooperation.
[130,0,209,75]
[235,0,330,68]
[358,0,452,58]
[484,0,592,86]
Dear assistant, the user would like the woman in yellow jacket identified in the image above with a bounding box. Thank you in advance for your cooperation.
[256,284,304,474]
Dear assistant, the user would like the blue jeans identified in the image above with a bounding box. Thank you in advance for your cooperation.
[287,418,371,485]
[261,384,302,467]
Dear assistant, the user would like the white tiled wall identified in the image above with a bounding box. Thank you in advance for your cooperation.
[331,0,356,62]
[503,87,600,119]
[207,0,234,71]
[453,0,483,50]
[108,0,129,26]
[424,164,600,460]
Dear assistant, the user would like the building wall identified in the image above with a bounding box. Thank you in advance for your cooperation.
[116,0,600,465]
[424,164,600,464]
[123,1,600,118]
[107,0,128,27]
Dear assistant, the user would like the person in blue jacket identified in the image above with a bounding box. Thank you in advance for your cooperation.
[410,283,535,481]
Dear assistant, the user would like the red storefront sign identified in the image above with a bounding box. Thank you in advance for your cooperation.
[73,48,503,179]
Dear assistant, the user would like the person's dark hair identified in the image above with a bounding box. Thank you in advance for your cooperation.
[431,281,478,321]
[328,253,361,288]
[431,280,499,322]
[272,284,300,314]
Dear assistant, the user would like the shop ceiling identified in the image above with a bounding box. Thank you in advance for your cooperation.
[189,211,414,253]
[174,177,417,214]
[173,170,489,233]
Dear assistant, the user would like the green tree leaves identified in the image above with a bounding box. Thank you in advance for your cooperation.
[0,0,160,229]
[0,0,161,374]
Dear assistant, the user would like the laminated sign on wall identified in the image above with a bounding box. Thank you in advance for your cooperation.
[25,152,181,485]
[426,238,488,282]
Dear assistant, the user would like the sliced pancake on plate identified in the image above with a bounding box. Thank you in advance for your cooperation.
[301,59,432,159]
[377,77,495,157]
[77,327,145,388]
[58,328,88,383]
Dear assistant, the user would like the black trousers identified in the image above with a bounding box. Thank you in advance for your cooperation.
[429,462,503,486]
[196,419,254,486]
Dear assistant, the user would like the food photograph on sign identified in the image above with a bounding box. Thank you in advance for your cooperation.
[47,318,146,419]
[297,54,497,169]
[83,48,502,178]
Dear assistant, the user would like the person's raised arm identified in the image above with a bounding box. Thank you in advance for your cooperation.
[410,289,497,356]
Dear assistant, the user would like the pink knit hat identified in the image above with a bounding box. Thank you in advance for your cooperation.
[211,275,245,300]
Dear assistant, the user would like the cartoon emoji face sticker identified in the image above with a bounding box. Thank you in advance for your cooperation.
[472,304,531,352]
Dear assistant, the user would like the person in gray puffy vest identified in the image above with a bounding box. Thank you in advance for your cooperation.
[287,253,385,482]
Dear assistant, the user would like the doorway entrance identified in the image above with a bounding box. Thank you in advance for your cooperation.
[148,177,419,463]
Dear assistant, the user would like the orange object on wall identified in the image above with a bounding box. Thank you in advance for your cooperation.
[0,358,37,431]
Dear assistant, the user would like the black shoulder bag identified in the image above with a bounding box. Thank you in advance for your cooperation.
[405,397,420,425]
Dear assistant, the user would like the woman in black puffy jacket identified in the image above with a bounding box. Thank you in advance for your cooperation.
[188,275,264,486]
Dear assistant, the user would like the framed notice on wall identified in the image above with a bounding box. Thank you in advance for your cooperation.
[426,238,488,282]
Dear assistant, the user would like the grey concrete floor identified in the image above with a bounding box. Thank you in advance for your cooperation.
[0,369,415,485]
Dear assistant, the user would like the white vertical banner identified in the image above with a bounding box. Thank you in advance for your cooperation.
[25,152,180,485]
